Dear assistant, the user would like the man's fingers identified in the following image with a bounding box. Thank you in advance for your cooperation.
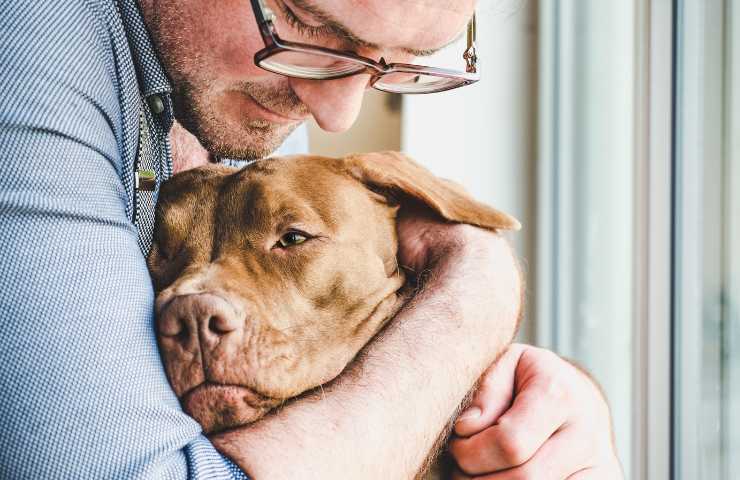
[451,346,623,480]
[454,344,526,437]
[453,428,592,480]
[449,376,569,474]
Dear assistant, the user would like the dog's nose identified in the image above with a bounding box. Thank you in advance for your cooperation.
[157,293,243,342]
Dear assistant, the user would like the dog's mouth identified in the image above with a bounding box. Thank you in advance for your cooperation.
[181,382,280,433]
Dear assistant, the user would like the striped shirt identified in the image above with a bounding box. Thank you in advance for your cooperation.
[0,0,306,478]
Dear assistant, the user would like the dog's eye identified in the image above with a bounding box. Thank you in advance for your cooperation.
[277,231,308,248]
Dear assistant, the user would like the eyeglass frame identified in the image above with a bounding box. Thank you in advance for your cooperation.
[248,0,480,94]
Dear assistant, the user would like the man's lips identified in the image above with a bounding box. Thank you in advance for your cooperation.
[245,92,306,124]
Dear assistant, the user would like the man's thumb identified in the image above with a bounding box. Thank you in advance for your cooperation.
[453,344,526,437]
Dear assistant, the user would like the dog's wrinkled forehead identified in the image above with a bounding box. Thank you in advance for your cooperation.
[230,159,336,220]
[153,152,521,265]
[215,157,382,238]
[153,156,391,257]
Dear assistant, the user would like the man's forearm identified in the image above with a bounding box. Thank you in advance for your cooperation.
[211,232,521,480]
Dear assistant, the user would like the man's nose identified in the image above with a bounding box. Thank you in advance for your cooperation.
[157,293,243,348]
[290,73,371,133]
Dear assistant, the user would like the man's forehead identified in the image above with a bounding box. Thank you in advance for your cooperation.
[303,0,475,56]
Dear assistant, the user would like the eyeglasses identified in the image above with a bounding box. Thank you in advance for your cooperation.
[248,0,479,94]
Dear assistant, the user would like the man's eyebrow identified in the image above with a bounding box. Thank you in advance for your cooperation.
[287,0,463,57]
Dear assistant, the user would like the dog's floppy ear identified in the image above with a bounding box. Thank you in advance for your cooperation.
[344,151,521,231]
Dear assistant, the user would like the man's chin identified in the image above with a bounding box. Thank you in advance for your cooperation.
[199,119,300,161]
[171,87,304,161]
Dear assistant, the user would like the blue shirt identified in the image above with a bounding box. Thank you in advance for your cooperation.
[0,0,306,477]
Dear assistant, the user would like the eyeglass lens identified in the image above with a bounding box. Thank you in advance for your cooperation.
[260,50,366,79]
[259,51,467,93]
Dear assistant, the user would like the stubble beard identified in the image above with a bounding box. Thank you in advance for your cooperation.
[142,0,308,160]
[171,78,308,161]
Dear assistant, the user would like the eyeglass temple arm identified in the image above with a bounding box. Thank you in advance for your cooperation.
[464,13,477,73]
[250,0,275,25]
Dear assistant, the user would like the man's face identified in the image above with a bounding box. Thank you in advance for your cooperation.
[139,0,474,159]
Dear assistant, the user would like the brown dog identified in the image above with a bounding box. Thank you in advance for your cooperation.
[147,151,519,435]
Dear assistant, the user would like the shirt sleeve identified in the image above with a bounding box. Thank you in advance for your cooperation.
[0,2,248,478]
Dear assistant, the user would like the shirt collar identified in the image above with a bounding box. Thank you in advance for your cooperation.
[117,0,172,97]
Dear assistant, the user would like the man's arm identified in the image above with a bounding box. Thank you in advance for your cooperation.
[0,2,245,478]
[212,223,522,479]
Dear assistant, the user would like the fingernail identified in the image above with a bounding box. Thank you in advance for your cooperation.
[456,407,481,423]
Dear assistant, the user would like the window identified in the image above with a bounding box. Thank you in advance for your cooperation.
[535,1,636,475]
[674,0,740,477]
[311,1,739,477]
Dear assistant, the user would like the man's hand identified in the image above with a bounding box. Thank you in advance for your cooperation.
[450,344,624,480]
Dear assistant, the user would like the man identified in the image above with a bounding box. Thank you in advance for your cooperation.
[0,0,622,478]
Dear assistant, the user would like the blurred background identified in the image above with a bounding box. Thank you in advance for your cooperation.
[304,1,739,479]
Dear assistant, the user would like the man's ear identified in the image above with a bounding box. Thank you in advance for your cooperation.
[344,151,521,231]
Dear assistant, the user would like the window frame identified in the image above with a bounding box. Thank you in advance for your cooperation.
[632,0,674,478]
[673,0,738,477]
[535,1,675,478]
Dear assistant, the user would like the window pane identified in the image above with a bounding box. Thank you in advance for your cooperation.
[725,2,740,472]
[536,1,635,475]
[674,0,740,477]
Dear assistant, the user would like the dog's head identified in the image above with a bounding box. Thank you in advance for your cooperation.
[148,152,519,433]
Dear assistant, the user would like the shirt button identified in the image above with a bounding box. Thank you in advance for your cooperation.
[147,95,165,114]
